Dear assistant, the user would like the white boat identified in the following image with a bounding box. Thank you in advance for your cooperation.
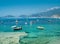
[11,25,22,30]
[14,26,22,30]
[37,26,44,30]
[11,20,22,30]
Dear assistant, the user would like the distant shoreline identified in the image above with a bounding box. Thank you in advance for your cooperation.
[0,17,60,19]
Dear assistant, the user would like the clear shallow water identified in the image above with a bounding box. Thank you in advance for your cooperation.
[0,18,60,44]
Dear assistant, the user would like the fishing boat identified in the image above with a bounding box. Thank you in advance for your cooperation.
[11,20,22,30]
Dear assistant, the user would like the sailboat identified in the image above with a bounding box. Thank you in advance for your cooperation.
[11,20,22,30]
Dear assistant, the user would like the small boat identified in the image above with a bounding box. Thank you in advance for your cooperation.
[11,20,22,31]
[37,26,44,30]
[11,25,22,30]
[14,26,22,30]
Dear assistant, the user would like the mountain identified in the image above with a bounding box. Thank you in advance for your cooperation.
[30,7,60,18]
[19,15,30,18]
[19,15,28,17]
[4,15,15,17]
[1,7,60,18]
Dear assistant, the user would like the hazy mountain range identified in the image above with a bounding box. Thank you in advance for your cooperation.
[30,7,60,18]
[2,7,60,18]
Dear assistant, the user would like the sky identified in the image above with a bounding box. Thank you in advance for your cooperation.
[0,0,60,16]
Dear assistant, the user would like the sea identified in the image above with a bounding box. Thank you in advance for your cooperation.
[0,17,60,44]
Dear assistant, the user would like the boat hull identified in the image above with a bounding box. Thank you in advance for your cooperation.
[14,27,22,31]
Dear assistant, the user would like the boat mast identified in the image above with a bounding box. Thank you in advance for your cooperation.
[16,19,18,26]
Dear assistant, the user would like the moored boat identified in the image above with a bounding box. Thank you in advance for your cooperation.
[37,26,44,30]
[11,20,22,31]
[14,26,22,30]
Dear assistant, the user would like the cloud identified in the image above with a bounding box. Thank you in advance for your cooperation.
[47,7,60,11]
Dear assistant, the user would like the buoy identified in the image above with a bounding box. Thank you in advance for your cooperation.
[16,20,18,23]
[25,22,27,25]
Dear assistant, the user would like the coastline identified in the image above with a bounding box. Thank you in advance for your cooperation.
[0,32,27,44]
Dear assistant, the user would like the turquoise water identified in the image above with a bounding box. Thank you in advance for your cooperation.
[0,18,60,44]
